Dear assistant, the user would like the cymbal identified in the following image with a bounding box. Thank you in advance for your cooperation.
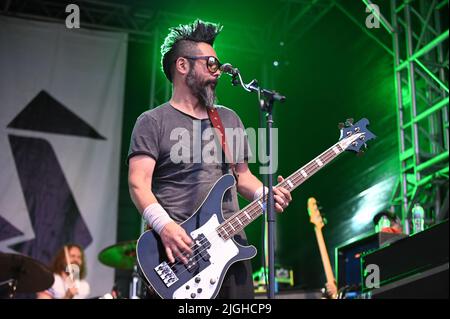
[98,240,137,270]
[0,252,54,294]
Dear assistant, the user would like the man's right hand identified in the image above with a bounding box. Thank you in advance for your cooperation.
[159,222,193,264]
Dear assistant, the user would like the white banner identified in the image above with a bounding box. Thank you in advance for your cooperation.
[0,16,127,298]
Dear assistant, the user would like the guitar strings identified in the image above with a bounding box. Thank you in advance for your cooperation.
[206,146,339,246]
[164,153,342,282]
[165,156,326,279]
[166,149,338,273]
[163,149,340,274]
[170,142,341,265]
[212,147,338,243]
[166,148,339,273]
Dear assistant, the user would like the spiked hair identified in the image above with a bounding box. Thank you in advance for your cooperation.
[161,19,223,82]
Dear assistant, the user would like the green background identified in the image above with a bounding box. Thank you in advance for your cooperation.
[117,0,399,291]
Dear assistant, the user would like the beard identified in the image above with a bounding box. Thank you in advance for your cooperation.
[185,68,217,108]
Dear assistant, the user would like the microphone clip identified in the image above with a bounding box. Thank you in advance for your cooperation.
[231,71,240,86]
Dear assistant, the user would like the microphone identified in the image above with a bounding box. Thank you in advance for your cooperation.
[220,63,239,75]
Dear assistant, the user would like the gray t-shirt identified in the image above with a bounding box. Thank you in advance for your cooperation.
[127,102,250,223]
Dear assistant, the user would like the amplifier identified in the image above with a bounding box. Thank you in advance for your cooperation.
[335,231,406,290]
[364,263,448,299]
[361,219,449,297]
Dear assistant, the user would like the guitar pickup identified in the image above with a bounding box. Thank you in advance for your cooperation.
[154,261,179,287]
[195,234,211,261]
[184,233,211,270]
[185,258,199,272]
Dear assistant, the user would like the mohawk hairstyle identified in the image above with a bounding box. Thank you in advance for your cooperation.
[161,19,223,82]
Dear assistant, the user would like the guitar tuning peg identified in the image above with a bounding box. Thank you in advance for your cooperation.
[345,118,354,126]
[338,122,345,129]
[322,217,328,225]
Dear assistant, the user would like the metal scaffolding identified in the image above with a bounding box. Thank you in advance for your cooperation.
[388,0,449,232]
[317,0,449,230]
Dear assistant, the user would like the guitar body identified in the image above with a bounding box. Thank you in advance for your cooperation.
[136,174,257,299]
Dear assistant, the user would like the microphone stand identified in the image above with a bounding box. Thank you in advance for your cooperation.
[229,70,285,299]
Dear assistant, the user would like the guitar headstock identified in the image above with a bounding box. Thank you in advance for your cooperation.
[307,197,325,230]
[338,118,376,154]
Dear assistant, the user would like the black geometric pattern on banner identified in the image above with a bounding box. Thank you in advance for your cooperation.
[7,90,105,140]
[8,135,92,264]
[0,214,23,242]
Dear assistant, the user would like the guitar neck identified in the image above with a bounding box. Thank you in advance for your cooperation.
[216,141,345,240]
[314,227,336,285]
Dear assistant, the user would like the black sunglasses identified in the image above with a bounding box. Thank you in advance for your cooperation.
[182,56,222,73]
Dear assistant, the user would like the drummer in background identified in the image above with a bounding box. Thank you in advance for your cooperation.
[37,244,90,299]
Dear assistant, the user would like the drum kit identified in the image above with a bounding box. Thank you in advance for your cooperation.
[0,240,148,299]
[0,252,54,298]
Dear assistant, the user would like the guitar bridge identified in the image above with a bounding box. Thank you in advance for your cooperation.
[154,261,179,287]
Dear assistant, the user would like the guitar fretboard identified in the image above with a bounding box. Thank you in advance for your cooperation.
[216,142,344,240]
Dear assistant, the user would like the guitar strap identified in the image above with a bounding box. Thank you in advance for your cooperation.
[206,106,239,182]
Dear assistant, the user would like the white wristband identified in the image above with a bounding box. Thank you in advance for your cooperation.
[253,186,269,201]
[142,203,174,235]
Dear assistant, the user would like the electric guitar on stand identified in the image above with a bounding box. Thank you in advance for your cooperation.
[307,197,338,299]
[136,118,376,299]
